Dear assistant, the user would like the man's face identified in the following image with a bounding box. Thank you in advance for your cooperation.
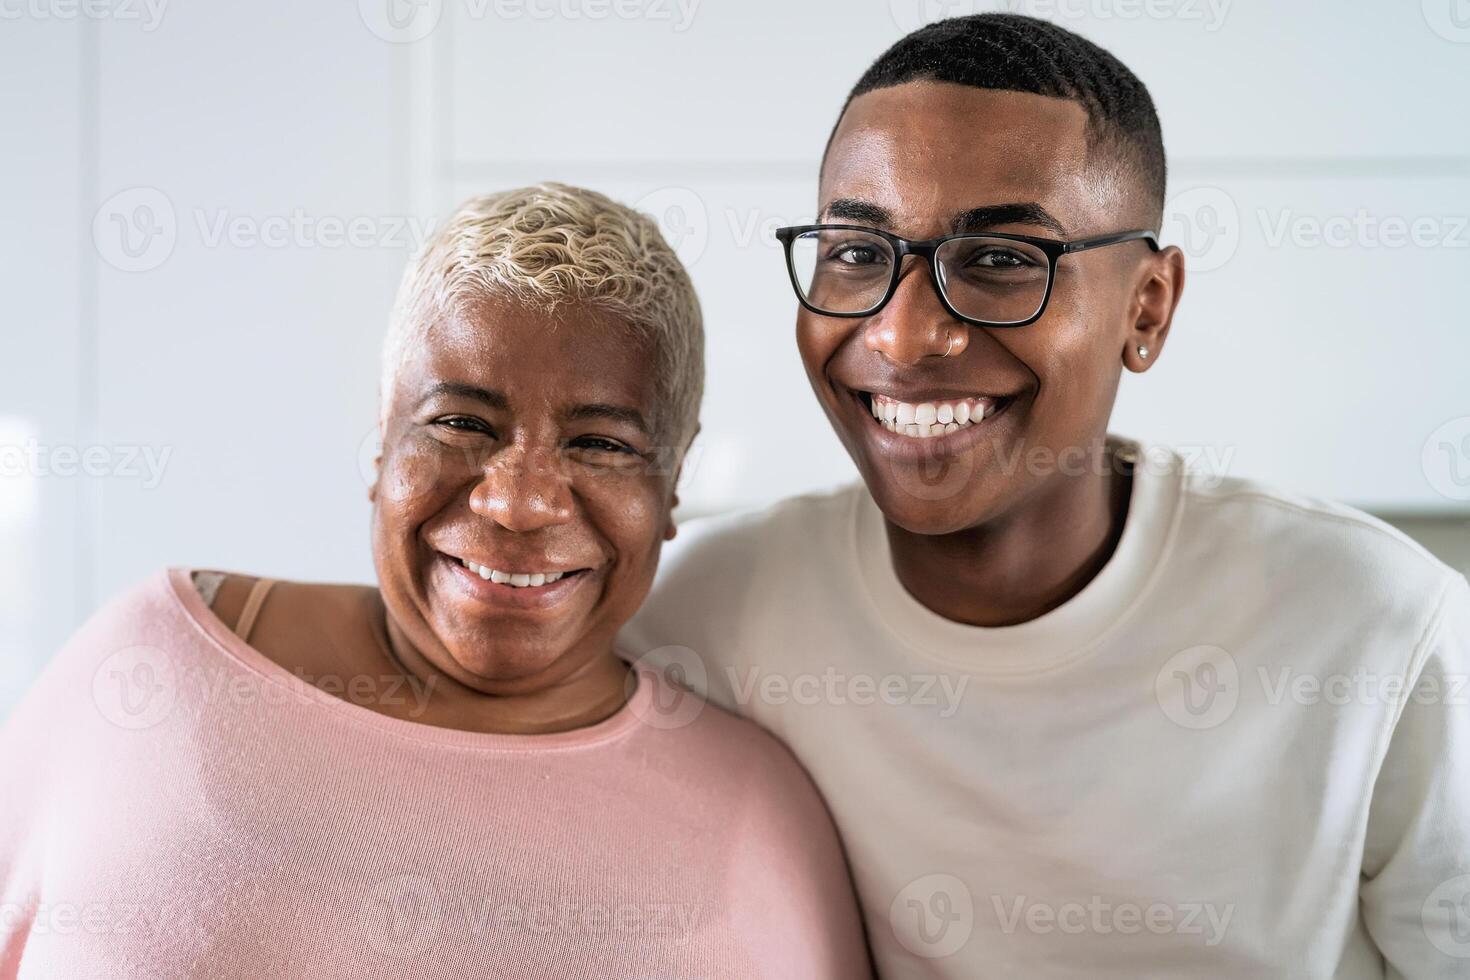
[800,81,1169,535]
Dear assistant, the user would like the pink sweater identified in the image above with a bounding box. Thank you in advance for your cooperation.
[0,569,871,979]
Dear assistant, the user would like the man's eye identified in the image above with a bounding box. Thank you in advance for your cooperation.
[969,248,1035,269]
[829,243,886,266]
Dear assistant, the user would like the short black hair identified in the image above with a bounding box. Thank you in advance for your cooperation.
[830,14,1166,227]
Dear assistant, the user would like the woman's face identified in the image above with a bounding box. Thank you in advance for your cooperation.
[371,294,680,692]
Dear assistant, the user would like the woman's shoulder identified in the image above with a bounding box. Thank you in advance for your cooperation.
[631,664,833,813]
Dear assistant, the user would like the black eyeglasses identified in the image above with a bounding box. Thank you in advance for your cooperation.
[775,224,1160,328]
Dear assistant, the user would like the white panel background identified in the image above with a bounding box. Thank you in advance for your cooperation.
[3,0,1469,716]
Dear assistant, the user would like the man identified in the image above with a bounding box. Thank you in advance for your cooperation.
[622,14,1470,979]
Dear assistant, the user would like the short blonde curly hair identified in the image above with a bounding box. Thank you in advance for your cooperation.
[381,183,704,443]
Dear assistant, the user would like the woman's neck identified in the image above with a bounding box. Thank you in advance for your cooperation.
[372,608,632,736]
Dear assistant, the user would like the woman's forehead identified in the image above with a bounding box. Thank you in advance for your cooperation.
[403,296,658,409]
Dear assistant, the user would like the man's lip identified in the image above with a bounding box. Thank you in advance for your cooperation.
[837,384,1019,457]
[840,382,1018,403]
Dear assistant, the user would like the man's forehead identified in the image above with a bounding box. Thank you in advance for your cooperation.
[820,82,1095,233]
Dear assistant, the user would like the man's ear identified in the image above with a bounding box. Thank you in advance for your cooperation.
[1123,244,1186,373]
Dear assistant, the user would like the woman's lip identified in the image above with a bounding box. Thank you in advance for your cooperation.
[841,385,1017,459]
[438,553,593,610]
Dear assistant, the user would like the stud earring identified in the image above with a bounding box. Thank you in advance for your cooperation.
[1137,345,1150,359]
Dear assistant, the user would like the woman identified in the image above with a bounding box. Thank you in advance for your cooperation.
[0,184,871,978]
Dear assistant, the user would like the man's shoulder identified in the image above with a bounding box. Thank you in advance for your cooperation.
[1176,468,1463,627]
[660,482,865,580]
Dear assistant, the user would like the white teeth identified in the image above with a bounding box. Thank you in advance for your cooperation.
[461,559,569,588]
[868,394,1003,439]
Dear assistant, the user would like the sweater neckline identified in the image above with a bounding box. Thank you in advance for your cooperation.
[850,439,1184,677]
[164,566,654,752]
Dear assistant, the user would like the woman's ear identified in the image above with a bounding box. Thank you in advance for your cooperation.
[662,423,699,542]
[664,490,680,541]
[1124,244,1186,373]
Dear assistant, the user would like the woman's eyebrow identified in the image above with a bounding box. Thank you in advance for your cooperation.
[420,381,510,410]
[566,403,652,435]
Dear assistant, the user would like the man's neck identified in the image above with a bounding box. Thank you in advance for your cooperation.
[885,441,1133,628]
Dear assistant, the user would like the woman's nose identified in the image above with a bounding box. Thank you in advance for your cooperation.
[469,444,575,533]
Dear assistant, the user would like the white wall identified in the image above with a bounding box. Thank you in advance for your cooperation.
[4,0,1469,716]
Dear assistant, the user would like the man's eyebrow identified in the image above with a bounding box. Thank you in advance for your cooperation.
[420,381,510,410]
[822,198,893,226]
[952,203,1067,237]
[566,403,652,435]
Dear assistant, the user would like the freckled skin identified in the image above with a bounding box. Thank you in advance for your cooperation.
[370,295,681,710]
[803,81,1185,626]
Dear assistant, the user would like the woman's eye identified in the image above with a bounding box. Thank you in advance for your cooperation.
[434,416,493,435]
[571,436,636,455]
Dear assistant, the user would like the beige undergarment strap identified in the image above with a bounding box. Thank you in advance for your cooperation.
[233,578,278,642]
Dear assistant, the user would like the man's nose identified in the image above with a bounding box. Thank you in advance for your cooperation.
[861,260,969,365]
[469,443,575,533]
